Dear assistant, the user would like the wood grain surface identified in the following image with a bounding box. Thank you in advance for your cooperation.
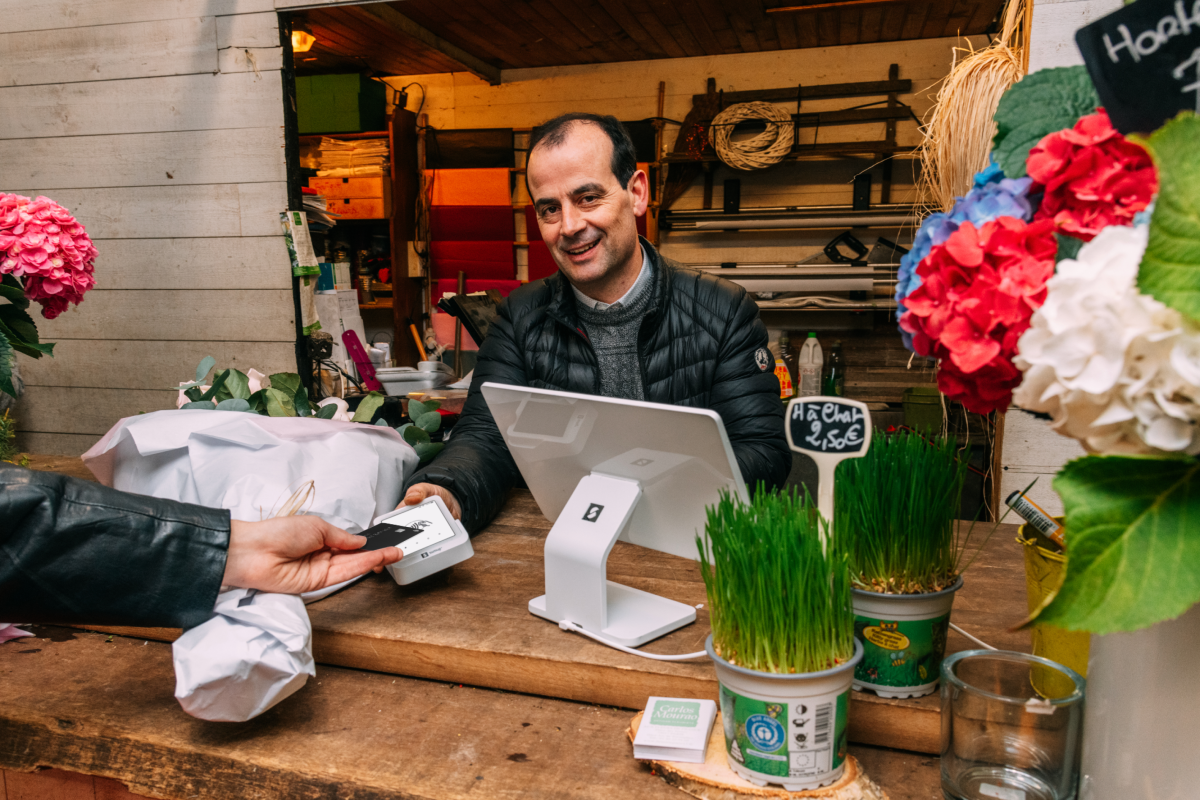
[0,629,939,800]
[40,457,1030,756]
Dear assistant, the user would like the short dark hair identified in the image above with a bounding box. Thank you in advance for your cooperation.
[528,113,638,189]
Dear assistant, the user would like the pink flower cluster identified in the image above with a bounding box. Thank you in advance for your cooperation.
[0,193,97,319]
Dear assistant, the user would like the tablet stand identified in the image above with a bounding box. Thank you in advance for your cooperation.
[528,473,697,646]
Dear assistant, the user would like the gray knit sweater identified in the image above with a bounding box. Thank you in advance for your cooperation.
[575,260,656,401]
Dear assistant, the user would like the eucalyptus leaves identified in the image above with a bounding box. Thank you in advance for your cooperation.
[175,356,444,464]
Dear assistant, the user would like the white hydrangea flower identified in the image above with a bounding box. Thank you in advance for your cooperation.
[1014,224,1200,455]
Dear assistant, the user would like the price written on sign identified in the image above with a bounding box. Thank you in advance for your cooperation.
[788,399,869,456]
[1076,0,1200,133]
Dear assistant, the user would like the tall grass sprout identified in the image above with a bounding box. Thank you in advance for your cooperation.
[698,488,855,675]
[834,431,971,594]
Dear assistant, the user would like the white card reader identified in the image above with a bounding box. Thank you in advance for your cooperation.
[370,495,474,585]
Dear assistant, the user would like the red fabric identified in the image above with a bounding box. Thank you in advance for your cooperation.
[527,241,559,281]
[430,206,514,241]
[430,240,515,280]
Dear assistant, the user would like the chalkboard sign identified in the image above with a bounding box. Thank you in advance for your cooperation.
[1076,0,1200,133]
[787,399,870,455]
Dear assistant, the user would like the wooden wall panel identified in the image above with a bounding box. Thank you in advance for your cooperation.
[0,17,219,86]
[0,1,274,34]
[34,290,296,342]
[1028,0,1121,72]
[8,184,289,239]
[0,128,287,190]
[6,4,296,454]
[89,238,292,291]
[19,341,300,389]
[0,72,284,139]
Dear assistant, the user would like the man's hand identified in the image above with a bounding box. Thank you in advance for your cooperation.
[397,483,462,520]
[223,516,402,595]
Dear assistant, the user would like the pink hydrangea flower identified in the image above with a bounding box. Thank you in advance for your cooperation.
[0,193,97,319]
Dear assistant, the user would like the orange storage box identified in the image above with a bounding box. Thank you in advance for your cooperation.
[331,194,392,219]
[308,176,387,199]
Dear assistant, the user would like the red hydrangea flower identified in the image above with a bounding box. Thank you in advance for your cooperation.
[899,217,1058,414]
[1026,109,1157,241]
[0,193,97,319]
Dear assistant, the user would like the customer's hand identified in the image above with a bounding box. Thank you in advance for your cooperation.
[397,483,462,520]
[223,516,402,594]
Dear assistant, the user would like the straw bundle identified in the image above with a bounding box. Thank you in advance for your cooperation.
[710,101,795,171]
[917,0,1031,211]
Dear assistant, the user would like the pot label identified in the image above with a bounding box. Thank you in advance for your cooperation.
[854,612,950,688]
[718,684,849,780]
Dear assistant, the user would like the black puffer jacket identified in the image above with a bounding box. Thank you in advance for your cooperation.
[0,464,229,628]
[408,238,791,533]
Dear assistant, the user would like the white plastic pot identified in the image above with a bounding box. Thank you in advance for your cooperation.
[706,635,863,791]
[851,577,962,699]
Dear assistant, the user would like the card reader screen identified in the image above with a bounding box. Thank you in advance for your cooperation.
[371,501,457,556]
[512,400,577,438]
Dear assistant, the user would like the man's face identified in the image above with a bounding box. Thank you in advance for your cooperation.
[526,122,649,298]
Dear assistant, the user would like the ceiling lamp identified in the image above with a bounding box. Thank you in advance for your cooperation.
[292,22,316,53]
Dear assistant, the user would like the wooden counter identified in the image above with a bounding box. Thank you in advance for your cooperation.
[0,626,941,800]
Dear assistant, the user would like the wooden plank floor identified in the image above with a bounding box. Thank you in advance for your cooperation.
[0,627,941,800]
[24,455,1032,756]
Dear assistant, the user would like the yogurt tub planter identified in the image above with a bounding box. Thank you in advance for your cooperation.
[707,635,864,791]
[851,577,963,699]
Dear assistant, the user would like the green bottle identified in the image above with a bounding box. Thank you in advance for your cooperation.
[823,340,845,397]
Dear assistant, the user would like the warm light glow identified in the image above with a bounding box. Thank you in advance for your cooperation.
[292,29,316,53]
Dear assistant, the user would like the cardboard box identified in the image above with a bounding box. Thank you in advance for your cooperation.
[296,74,386,134]
[331,194,392,219]
[308,176,388,199]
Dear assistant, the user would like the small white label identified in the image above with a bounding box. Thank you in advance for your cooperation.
[980,783,1025,800]
[1024,697,1056,716]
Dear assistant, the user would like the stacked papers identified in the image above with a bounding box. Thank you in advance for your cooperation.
[303,193,338,232]
[633,697,717,763]
[311,137,390,177]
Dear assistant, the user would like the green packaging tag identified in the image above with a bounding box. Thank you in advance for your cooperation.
[651,700,701,728]
[718,685,849,780]
[853,613,950,688]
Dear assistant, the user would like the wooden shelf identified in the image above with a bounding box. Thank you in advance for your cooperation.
[359,299,392,310]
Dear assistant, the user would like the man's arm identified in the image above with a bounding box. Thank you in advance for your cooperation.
[403,298,530,533]
[0,465,399,628]
[706,283,793,491]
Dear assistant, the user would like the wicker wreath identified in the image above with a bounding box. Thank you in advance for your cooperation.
[709,101,795,171]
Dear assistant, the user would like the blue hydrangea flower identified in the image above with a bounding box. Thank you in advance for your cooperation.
[896,159,1037,351]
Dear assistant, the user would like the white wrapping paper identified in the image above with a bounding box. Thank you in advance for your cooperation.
[172,588,313,722]
[82,410,419,721]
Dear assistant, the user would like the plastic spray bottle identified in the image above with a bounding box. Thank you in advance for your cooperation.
[797,333,823,397]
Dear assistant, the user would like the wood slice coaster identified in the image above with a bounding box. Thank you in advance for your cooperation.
[628,712,889,800]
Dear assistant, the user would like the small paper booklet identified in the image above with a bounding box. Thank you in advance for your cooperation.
[633,697,718,763]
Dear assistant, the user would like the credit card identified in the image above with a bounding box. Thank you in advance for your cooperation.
[356,522,424,552]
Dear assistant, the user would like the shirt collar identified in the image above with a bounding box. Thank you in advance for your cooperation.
[572,245,650,312]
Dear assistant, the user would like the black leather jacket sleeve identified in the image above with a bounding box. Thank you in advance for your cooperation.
[0,464,230,629]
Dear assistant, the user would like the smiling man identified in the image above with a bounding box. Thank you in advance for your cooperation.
[399,113,791,532]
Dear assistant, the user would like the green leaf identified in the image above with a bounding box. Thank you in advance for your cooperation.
[0,331,16,398]
[1055,232,1085,264]
[181,400,215,410]
[413,442,443,463]
[352,391,386,423]
[268,372,302,398]
[199,369,229,402]
[195,356,216,384]
[1034,455,1200,633]
[416,411,442,432]
[294,385,311,417]
[185,386,203,402]
[215,398,251,412]
[218,369,251,401]
[402,425,430,446]
[992,66,1100,179]
[1136,113,1200,321]
[264,387,296,417]
[315,402,339,420]
[374,418,391,426]
[246,389,266,414]
[407,399,430,419]
[0,275,29,310]
[0,306,53,358]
